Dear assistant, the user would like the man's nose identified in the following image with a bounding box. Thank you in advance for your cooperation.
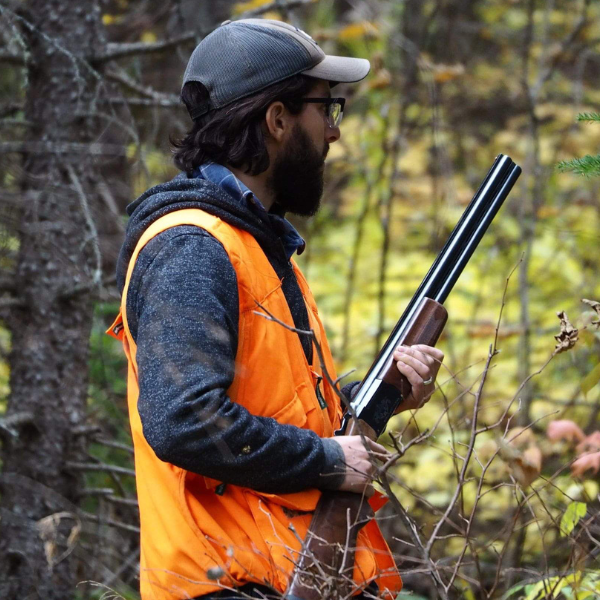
[326,124,341,144]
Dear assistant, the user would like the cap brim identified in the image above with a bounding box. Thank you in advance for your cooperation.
[302,55,370,83]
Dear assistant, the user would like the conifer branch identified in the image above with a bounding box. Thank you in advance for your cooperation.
[557,154,600,178]
[576,112,600,123]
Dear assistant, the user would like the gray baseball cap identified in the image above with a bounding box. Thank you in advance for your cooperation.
[183,19,370,119]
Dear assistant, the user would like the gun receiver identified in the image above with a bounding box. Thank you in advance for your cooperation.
[285,154,522,600]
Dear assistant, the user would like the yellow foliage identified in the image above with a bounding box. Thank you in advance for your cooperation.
[0,360,9,399]
[433,63,465,84]
[234,0,316,14]
[101,12,126,26]
[368,69,392,90]
[140,31,157,44]
[338,21,379,41]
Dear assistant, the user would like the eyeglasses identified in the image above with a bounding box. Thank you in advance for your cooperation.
[300,97,346,128]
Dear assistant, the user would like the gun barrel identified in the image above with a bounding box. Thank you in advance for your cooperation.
[346,154,521,430]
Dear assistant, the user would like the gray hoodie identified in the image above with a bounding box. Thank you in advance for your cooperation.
[116,172,355,493]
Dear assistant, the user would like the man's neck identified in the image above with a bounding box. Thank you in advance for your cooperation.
[227,165,275,212]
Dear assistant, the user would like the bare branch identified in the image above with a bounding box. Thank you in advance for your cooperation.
[80,511,140,534]
[0,102,23,118]
[106,68,180,104]
[0,411,35,441]
[94,0,316,63]
[92,437,134,455]
[0,141,126,156]
[105,96,181,108]
[0,47,26,65]
[95,32,198,63]
[65,462,136,478]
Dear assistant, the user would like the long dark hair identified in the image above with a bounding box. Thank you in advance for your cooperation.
[172,75,317,175]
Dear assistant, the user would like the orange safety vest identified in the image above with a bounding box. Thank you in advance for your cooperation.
[108,209,402,599]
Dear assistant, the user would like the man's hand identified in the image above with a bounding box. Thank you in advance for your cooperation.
[329,436,389,495]
[393,344,444,413]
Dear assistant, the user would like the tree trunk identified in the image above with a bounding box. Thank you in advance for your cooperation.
[0,1,114,597]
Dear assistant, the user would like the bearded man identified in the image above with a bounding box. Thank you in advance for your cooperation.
[110,18,443,600]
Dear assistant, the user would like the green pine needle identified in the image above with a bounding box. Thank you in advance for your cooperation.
[557,154,600,177]
[576,112,600,123]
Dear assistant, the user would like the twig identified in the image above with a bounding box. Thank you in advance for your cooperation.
[92,437,134,455]
[80,511,140,534]
[95,32,198,63]
[95,0,316,63]
[106,68,180,104]
[0,141,126,156]
[0,411,35,440]
[66,165,102,292]
[65,462,136,478]
[426,343,496,555]
[0,47,26,65]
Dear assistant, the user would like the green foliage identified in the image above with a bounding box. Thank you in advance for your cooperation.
[504,571,600,600]
[557,154,600,178]
[558,112,600,177]
[559,501,587,536]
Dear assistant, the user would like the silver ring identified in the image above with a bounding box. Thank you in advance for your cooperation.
[422,376,434,386]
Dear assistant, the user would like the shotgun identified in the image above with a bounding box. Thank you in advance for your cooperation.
[286,154,522,600]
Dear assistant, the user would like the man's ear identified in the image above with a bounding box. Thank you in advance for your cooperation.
[264,101,291,143]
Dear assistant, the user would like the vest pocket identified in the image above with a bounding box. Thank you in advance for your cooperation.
[270,392,307,428]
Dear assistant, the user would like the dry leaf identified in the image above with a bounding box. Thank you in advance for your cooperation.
[547,420,585,444]
[368,68,392,90]
[432,63,466,83]
[498,439,542,487]
[506,426,536,448]
[554,311,578,354]
[37,512,81,569]
[571,451,600,477]
[338,21,379,41]
[582,298,600,329]
[523,446,542,472]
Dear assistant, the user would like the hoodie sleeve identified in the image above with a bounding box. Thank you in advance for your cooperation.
[127,226,346,494]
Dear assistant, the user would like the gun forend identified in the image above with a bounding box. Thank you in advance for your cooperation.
[340,297,448,438]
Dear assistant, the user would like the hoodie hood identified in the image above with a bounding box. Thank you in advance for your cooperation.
[116,173,283,293]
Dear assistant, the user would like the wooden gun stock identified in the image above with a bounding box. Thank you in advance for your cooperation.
[285,299,447,600]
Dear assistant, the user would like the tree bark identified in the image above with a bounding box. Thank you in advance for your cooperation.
[0,1,114,597]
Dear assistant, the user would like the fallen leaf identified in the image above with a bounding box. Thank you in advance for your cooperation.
[571,451,600,477]
[547,420,585,444]
[554,311,578,354]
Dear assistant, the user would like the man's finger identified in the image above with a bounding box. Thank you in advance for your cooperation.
[366,438,390,458]
[411,344,445,361]
[395,356,429,386]
[394,350,430,379]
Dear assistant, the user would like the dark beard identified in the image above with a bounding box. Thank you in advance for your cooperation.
[268,123,328,217]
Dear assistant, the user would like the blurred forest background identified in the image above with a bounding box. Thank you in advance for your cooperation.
[0,0,599,599]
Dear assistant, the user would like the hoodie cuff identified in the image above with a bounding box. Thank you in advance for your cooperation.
[316,438,346,490]
[341,380,361,409]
